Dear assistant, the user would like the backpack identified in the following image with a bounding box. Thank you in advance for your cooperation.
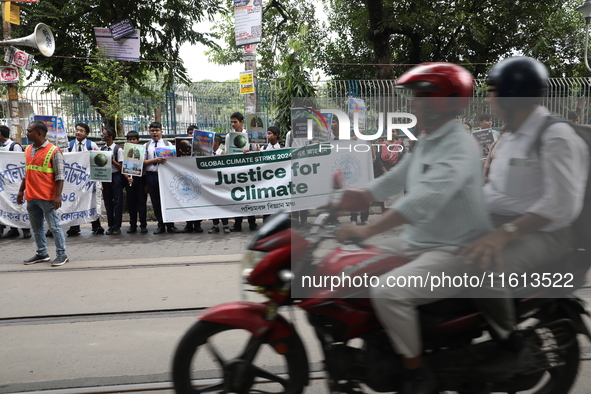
[101,143,120,157]
[537,116,591,252]
[69,139,93,152]
[8,141,21,151]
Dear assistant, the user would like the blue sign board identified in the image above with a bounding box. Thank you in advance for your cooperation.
[109,19,135,41]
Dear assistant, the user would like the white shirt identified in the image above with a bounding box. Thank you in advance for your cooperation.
[0,138,22,152]
[144,139,171,172]
[102,142,124,173]
[285,131,310,148]
[261,142,282,150]
[72,138,99,152]
[484,106,590,231]
[214,147,224,156]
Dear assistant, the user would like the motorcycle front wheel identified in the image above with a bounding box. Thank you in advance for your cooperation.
[172,320,308,394]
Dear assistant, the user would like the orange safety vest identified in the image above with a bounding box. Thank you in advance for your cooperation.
[24,143,59,201]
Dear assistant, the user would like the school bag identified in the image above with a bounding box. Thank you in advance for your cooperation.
[69,139,93,152]
[536,116,591,252]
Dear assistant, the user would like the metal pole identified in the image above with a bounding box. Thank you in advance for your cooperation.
[2,1,21,144]
[245,57,259,114]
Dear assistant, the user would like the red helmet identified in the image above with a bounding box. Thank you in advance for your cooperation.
[395,62,473,113]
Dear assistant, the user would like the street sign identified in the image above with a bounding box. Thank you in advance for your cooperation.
[0,67,19,83]
[4,47,33,71]
[109,19,135,40]
[3,2,20,25]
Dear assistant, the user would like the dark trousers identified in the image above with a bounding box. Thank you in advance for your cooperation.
[213,218,229,225]
[125,175,147,228]
[350,210,369,223]
[146,171,172,228]
[291,210,309,225]
[102,172,123,229]
[234,216,256,226]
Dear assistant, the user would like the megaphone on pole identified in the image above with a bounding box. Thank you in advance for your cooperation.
[0,23,55,57]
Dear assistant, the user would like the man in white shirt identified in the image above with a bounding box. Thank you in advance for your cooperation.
[101,127,124,235]
[66,123,103,236]
[0,125,30,239]
[143,121,181,234]
[461,57,590,343]
[229,112,257,232]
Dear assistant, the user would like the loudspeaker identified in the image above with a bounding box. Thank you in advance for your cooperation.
[0,23,55,57]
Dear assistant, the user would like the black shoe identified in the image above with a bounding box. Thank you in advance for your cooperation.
[249,223,259,231]
[66,229,80,236]
[22,229,31,239]
[24,254,50,265]
[2,228,19,239]
[107,228,121,235]
[223,225,231,234]
[93,227,105,235]
[208,226,220,234]
[127,227,137,234]
[194,225,204,233]
[181,225,193,233]
[167,226,181,234]
[46,230,53,238]
[154,226,166,235]
[230,225,242,232]
[140,226,148,234]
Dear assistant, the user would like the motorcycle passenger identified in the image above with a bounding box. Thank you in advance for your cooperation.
[336,62,493,393]
[460,57,590,341]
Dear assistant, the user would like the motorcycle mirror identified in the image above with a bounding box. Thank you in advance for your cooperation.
[332,170,344,190]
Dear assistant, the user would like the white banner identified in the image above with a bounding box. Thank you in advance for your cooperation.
[159,143,374,222]
[0,151,101,228]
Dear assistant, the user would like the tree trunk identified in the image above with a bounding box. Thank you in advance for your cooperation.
[364,0,394,80]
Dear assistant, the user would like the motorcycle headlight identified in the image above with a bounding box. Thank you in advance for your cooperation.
[241,250,267,280]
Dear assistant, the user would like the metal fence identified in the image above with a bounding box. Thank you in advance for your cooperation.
[1,77,591,138]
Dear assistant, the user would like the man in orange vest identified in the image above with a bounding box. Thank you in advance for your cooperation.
[17,121,68,267]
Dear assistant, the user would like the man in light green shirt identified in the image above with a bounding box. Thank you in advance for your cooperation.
[337,63,492,394]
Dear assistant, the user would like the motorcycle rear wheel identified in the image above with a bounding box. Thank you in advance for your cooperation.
[441,316,581,394]
[172,320,308,394]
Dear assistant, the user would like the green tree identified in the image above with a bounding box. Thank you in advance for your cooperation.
[274,25,317,137]
[322,0,588,79]
[19,0,220,135]
[205,0,325,80]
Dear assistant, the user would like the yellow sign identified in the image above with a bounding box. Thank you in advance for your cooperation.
[239,70,255,95]
[3,2,20,25]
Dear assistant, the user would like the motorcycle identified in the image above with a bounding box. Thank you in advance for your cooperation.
[172,181,591,394]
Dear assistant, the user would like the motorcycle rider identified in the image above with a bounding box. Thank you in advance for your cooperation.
[460,57,590,341]
[336,62,492,393]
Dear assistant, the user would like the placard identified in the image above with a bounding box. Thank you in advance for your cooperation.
[246,113,267,143]
[155,146,176,158]
[89,151,112,182]
[122,142,145,176]
[226,132,249,154]
[175,137,193,157]
[192,131,215,156]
